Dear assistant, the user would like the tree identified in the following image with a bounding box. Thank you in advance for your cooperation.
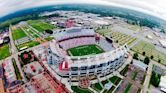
[45,29,53,34]
[144,57,150,65]
[142,51,146,56]
[158,59,161,63]
[150,55,154,59]
[116,40,119,43]
[133,53,139,60]
[150,71,161,87]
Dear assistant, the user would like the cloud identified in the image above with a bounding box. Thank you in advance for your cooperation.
[0,0,166,20]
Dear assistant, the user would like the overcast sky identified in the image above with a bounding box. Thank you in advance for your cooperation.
[0,0,166,20]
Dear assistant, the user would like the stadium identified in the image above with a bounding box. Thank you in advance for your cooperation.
[48,27,129,81]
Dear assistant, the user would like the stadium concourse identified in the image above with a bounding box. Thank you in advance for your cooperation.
[46,27,129,84]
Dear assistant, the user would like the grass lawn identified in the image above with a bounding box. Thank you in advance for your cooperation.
[28,20,55,32]
[96,28,137,46]
[127,24,141,31]
[103,89,107,93]
[109,76,122,85]
[96,29,111,36]
[67,44,104,56]
[150,71,161,87]
[141,74,146,85]
[101,80,109,86]
[12,28,27,40]
[12,58,22,80]
[17,41,40,50]
[120,65,129,76]
[124,83,132,93]
[91,83,103,91]
[0,44,10,60]
[131,72,138,80]
[22,26,39,38]
[131,40,166,65]
[109,31,137,46]
[71,86,92,93]
[45,36,54,41]
[107,86,115,93]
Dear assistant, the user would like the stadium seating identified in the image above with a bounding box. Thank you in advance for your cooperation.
[98,38,114,51]
[54,28,95,41]
[59,37,96,50]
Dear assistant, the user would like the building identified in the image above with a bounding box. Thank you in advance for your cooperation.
[7,72,70,93]
[0,67,5,93]
[159,39,166,48]
[159,75,166,92]
[0,78,5,93]
[2,60,17,83]
[132,60,147,71]
[48,27,129,81]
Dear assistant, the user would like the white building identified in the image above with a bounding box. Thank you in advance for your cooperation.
[159,75,166,92]
[133,60,147,71]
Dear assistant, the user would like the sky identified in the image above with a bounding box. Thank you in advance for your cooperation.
[0,0,166,20]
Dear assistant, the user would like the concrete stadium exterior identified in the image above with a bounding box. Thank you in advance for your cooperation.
[47,27,129,80]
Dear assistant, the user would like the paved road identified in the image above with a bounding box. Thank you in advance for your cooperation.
[124,77,143,88]
[9,25,18,54]
[143,60,153,93]
[129,30,151,48]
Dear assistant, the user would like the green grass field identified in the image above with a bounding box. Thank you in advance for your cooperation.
[28,20,55,32]
[71,86,92,93]
[67,44,104,56]
[131,72,138,80]
[12,28,27,40]
[17,41,40,50]
[91,83,103,92]
[45,36,54,41]
[108,86,115,93]
[127,24,141,32]
[131,41,166,65]
[109,76,122,85]
[0,44,10,60]
[12,58,22,80]
[22,26,39,38]
[96,28,137,46]
[101,80,109,86]
[124,83,132,93]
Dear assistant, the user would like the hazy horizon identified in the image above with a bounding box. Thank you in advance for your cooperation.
[0,0,166,21]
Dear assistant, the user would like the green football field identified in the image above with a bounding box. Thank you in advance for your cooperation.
[0,44,10,60]
[27,20,55,32]
[12,28,27,40]
[67,44,104,56]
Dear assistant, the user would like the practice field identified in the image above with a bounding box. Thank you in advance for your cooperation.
[28,20,55,32]
[22,26,39,38]
[17,41,40,51]
[12,28,27,40]
[0,44,10,60]
[96,28,137,46]
[67,44,104,56]
[131,41,166,65]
